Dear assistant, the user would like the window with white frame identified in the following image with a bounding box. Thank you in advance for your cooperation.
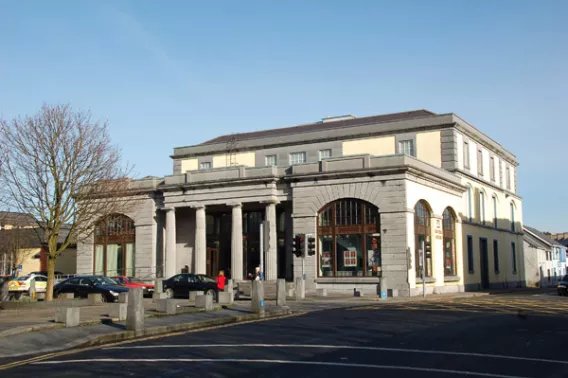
[506,167,511,190]
[510,202,515,232]
[464,141,470,169]
[480,191,486,224]
[492,195,498,228]
[318,149,332,161]
[199,162,212,170]
[289,152,306,165]
[265,155,277,167]
[399,140,415,157]
[467,186,473,221]
[490,157,495,181]
[477,149,483,176]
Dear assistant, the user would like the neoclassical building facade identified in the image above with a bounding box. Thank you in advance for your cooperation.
[77,110,524,296]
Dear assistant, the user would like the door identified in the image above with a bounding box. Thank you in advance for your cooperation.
[479,238,490,289]
[206,248,219,277]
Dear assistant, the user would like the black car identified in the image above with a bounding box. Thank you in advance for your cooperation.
[163,273,218,299]
[54,275,129,302]
[557,275,568,296]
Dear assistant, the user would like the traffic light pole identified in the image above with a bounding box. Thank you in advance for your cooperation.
[421,239,426,298]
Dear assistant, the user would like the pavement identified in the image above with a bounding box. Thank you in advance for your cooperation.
[2,289,568,377]
[0,288,565,376]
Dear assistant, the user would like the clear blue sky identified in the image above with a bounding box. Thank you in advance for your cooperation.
[0,0,566,231]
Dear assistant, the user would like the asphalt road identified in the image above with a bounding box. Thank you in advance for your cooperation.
[4,292,568,377]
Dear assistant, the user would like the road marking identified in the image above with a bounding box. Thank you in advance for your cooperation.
[0,312,305,371]
[32,358,531,377]
[103,343,568,365]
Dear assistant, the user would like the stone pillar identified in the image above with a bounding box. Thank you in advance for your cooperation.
[295,277,305,300]
[126,288,144,336]
[165,208,177,278]
[231,203,243,281]
[251,280,265,317]
[276,278,286,306]
[194,205,206,275]
[265,200,279,280]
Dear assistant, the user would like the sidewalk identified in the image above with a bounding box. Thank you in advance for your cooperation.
[0,303,290,358]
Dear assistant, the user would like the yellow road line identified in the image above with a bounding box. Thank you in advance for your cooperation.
[0,312,305,372]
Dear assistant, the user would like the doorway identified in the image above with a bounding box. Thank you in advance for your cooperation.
[206,248,219,277]
[479,238,490,289]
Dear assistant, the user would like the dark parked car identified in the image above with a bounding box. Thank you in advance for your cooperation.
[54,276,129,302]
[163,274,218,299]
[557,275,568,296]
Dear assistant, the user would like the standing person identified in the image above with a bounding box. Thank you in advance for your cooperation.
[216,270,226,301]
[254,266,261,281]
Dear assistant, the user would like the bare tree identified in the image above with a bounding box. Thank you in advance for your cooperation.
[0,104,133,300]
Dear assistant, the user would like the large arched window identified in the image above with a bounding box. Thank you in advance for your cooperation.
[443,208,456,276]
[94,214,135,276]
[415,200,432,278]
[317,199,380,277]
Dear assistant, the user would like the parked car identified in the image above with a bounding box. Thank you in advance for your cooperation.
[8,275,47,299]
[163,273,218,299]
[112,276,155,297]
[557,275,568,296]
[53,276,129,302]
[30,271,64,277]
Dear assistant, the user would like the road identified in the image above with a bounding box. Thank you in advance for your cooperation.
[3,292,568,377]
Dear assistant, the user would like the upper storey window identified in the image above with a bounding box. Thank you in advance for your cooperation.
[319,149,332,161]
[399,140,415,157]
[464,141,470,169]
[199,162,212,170]
[265,155,277,167]
[289,152,306,165]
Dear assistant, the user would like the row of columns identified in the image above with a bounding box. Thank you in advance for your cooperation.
[163,201,279,280]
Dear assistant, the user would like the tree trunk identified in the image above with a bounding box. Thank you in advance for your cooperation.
[46,255,56,301]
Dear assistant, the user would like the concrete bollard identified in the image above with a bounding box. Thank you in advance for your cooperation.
[126,288,144,336]
[379,277,388,300]
[60,292,74,300]
[225,279,234,296]
[36,292,46,301]
[316,288,327,297]
[251,280,265,317]
[109,302,128,320]
[295,277,305,300]
[118,293,129,304]
[195,295,213,311]
[55,307,80,327]
[156,299,178,315]
[189,290,204,302]
[276,279,286,306]
[88,293,103,305]
[287,288,294,297]
[152,279,166,303]
[217,292,233,305]
[29,279,36,300]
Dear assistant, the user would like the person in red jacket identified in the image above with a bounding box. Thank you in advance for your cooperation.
[216,270,226,291]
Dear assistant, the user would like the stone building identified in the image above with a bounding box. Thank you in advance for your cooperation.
[76,109,524,296]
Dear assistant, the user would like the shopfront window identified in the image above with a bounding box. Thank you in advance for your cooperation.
[443,207,456,276]
[415,201,432,278]
[317,199,380,277]
[94,214,135,276]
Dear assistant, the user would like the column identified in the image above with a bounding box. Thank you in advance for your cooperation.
[231,203,243,281]
[194,205,206,275]
[165,207,176,278]
[265,200,278,280]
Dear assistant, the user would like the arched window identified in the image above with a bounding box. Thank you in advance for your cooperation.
[443,208,456,276]
[317,199,380,277]
[492,195,498,228]
[479,191,486,224]
[415,201,432,278]
[510,202,516,232]
[94,214,135,276]
[466,186,473,221]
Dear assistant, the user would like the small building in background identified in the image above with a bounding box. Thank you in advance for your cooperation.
[524,226,566,287]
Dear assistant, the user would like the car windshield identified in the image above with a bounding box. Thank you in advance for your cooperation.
[197,275,216,284]
[16,276,30,281]
[92,277,118,285]
[128,277,144,283]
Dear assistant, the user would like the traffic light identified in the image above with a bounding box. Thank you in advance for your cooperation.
[306,234,316,256]
[293,234,305,258]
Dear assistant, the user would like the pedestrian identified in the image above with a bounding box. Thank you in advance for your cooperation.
[216,270,226,303]
[254,266,261,281]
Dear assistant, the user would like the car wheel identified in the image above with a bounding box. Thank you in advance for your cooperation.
[166,288,174,299]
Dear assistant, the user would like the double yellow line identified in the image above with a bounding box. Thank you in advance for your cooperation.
[0,312,305,371]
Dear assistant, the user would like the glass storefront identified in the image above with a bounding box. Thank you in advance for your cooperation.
[317,199,380,277]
